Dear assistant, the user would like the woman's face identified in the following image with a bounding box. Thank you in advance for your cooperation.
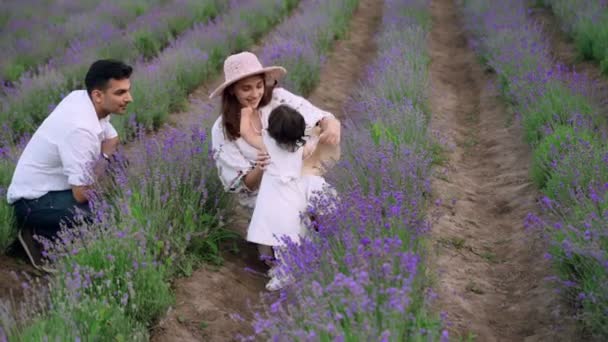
[233,75,265,109]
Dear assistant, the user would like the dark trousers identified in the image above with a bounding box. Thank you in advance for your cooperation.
[13,190,91,242]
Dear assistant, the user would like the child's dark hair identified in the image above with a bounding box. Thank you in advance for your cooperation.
[268,105,307,152]
[85,59,133,95]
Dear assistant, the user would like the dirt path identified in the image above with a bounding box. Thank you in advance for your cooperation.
[0,254,41,303]
[528,5,608,117]
[150,1,383,341]
[428,0,576,340]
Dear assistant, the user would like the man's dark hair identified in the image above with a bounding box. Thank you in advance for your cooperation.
[85,59,133,95]
[268,105,307,152]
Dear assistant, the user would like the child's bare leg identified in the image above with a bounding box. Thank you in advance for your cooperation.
[258,244,275,266]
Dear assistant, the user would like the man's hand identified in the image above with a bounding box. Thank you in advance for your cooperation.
[72,185,90,204]
[319,117,341,145]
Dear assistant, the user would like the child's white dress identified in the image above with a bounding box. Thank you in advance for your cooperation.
[246,132,329,246]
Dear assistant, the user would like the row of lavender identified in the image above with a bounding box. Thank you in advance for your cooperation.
[0,0,107,79]
[0,0,363,339]
[462,0,608,338]
[0,0,101,36]
[258,0,357,95]
[248,0,445,340]
[1,0,226,136]
[540,0,608,74]
[0,0,168,83]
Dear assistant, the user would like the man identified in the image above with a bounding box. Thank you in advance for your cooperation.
[7,59,133,270]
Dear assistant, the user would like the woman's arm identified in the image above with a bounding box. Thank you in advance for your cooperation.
[302,139,318,160]
[212,118,255,192]
[318,116,341,145]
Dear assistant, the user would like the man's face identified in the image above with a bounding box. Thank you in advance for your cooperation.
[92,78,133,115]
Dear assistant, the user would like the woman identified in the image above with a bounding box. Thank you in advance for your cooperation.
[209,51,341,264]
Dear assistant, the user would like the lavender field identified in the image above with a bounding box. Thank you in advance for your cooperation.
[1,0,608,340]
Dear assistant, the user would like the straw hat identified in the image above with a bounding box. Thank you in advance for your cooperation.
[209,51,287,99]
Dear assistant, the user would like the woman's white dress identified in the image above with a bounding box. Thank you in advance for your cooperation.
[246,132,329,246]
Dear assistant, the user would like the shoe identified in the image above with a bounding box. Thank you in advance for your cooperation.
[267,265,277,278]
[17,228,57,274]
[39,264,58,274]
[265,271,294,291]
[17,227,43,271]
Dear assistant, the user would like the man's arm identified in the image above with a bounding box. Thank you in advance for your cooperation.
[102,136,119,157]
[73,136,117,204]
[59,129,100,204]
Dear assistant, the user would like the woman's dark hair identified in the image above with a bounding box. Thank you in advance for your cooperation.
[268,105,307,152]
[221,74,276,141]
[85,59,133,95]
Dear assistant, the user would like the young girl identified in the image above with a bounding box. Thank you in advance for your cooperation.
[243,104,331,291]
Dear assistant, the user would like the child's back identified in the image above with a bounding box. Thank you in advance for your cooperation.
[246,105,327,246]
[246,132,318,246]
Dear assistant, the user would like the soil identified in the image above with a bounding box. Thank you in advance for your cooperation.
[427,0,577,340]
[0,251,42,304]
[149,0,383,341]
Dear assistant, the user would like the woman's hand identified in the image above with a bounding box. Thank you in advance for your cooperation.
[319,117,341,145]
[243,150,270,191]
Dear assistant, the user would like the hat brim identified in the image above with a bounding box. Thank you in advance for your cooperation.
[208,66,287,99]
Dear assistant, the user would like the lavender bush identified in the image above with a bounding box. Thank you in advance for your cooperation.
[258,0,359,95]
[249,0,445,340]
[462,0,608,337]
[0,0,102,80]
[540,0,608,73]
[0,0,167,83]
[0,128,28,252]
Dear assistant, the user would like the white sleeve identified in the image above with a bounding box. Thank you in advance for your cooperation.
[100,117,118,140]
[273,88,335,127]
[211,118,254,192]
[58,128,101,186]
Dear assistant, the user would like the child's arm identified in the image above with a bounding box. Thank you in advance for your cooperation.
[240,107,266,151]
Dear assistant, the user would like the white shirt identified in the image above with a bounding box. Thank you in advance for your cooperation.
[7,90,118,204]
